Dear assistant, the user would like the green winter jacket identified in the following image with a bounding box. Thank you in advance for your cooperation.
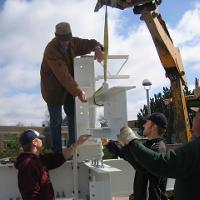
[127,138,200,200]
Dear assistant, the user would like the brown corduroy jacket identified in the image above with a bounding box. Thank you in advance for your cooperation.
[41,37,101,105]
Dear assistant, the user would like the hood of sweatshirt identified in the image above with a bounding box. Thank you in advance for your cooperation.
[14,153,39,170]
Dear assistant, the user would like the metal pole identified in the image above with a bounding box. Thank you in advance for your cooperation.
[146,89,151,116]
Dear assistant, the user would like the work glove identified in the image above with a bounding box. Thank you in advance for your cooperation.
[117,126,138,146]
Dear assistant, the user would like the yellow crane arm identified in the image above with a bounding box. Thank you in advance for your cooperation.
[94,0,191,143]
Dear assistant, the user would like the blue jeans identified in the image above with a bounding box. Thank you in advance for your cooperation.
[64,94,76,147]
[47,94,76,152]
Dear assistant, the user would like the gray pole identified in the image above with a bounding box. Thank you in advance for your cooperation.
[146,89,151,116]
[142,79,152,116]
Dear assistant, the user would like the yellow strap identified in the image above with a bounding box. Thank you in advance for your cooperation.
[104,6,108,82]
[93,86,104,106]
[93,6,109,106]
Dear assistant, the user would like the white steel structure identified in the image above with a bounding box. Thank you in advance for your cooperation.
[73,55,135,199]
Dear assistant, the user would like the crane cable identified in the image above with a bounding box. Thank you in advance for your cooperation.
[103,5,108,82]
[93,6,108,106]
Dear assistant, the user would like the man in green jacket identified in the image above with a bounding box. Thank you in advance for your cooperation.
[107,113,168,200]
[40,22,104,152]
[117,107,200,200]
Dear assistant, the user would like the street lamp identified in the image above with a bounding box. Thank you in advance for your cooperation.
[142,79,152,116]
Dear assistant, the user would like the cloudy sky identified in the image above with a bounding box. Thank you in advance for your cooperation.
[0,0,200,126]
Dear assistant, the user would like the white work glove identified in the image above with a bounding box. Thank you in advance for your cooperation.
[117,126,138,146]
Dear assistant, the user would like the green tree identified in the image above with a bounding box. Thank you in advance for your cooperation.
[0,135,22,159]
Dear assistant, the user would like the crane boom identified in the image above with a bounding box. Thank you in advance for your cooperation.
[94,0,191,143]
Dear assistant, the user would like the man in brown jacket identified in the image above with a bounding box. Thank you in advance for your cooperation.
[41,22,104,152]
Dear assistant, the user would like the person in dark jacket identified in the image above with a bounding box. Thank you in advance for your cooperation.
[40,22,104,152]
[15,129,90,200]
[107,112,168,200]
[117,107,200,200]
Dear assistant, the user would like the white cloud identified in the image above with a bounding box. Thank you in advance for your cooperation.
[0,63,39,95]
[0,0,200,125]
[193,63,200,71]
[174,3,200,44]
[169,2,200,81]
[0,93,46,126]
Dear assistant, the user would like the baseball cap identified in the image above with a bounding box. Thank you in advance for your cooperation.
[147,112,167,129]
[55,22,72,41]
[19,129,45,145]
[190,107,200,112]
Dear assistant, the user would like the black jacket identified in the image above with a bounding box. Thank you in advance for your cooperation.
[107,138,167,200]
